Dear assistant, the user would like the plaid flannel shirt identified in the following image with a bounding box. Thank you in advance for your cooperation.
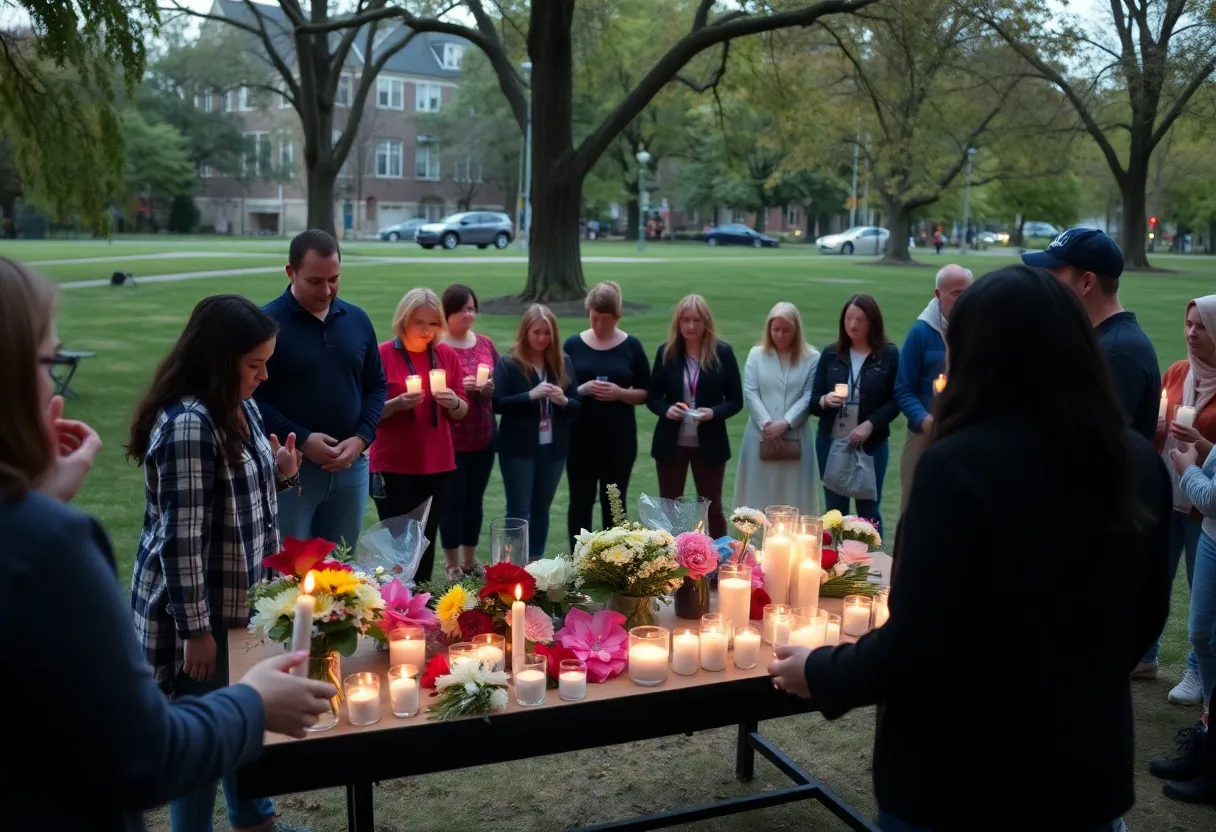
[130,398,280,689]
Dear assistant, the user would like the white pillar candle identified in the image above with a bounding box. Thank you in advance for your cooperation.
[628,643,669,685]
[842,604,871,637]
[514,669,547,705]
[405,374,423,394]
[796,558,820,614]
[1176,405,1198,428]
[834,383,848,398]
[389,635,425,670]
[733,629,761,669]
[558,669,587,700]
[289,571,316,678]
[477,646,504,672]
[717,577,752,642]
[429,368,448,394]
[390,676,418,716]
[1159,390,1168,421]
[476,363,491,385]
[346,686,380,725]
[791,625,826,649]
[789,534,815,605]
[764,535,791,606]
[699,631,728,672]
[825,619,841,646]
[510,585,526,673]
[671,631,699,675]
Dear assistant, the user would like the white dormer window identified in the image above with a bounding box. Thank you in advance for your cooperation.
[442,43,465,70]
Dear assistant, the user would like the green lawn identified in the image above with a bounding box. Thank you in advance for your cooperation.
[3,237,1210,830]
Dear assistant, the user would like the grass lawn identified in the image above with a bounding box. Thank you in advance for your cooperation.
[3,236,1211,830]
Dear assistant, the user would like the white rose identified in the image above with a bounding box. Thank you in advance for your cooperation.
[526,557,572,602]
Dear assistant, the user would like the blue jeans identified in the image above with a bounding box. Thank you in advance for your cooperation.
[1143,510,1201,668]
[439,444,497,550]
[877,810,1126,832]
[816,434,890,537]
[169,626,274,832]
[499,446,565,559]
[1190,531,1216,705]
[277,455,368,550]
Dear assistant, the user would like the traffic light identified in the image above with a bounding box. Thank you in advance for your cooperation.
[1149,216,1158,227]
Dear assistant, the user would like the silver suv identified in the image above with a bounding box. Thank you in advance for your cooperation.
[416,211,515,251]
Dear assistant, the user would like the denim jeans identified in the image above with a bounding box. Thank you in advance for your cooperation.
[816,434,890,538]
[876,810,1126,832]
[1191,531,1216,705]
[1143,510,1201,667]
[439,444,497,550]
[499,446,565,559]
[168,625,274,832]
[277,455,369,550]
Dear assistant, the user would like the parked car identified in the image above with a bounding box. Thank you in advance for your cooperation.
[1022,221,1060,239]
[416,212,515,250]
[703,224,780,248]
[816,226,888,255]
[378,218,428,242]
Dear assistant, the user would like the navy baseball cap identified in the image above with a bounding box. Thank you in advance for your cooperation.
[1022,227,1124,280]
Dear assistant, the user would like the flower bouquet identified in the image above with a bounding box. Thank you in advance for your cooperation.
[818,511,884,598]
[673,531,717,618]
[426,656,510,722]
[728,506,767,559]
[572,484,686,629]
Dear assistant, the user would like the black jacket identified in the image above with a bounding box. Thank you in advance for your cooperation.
[802,422,1173,830]
[492,354,580,457]
[647,341,743,466]
[808,342,901,450]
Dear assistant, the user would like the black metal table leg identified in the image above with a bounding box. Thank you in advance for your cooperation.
[54,361,81,399]
[735,720,758,782]
[346,782,374,831]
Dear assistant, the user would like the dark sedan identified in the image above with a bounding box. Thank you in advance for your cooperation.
[704,224,780,248]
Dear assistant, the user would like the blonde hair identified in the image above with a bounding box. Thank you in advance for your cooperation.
[392,287,444,340]
[510,304,570,387]
[0,258,57,498]
[664,294,720,369]
[761,302,810,363]
[585,281,623,317]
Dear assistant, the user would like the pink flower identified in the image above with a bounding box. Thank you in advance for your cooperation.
[379,578,439,633]
[742,547,765,589]
[838,540,872,566]
[554,608,628,683]
[675,532,718,579]
[524,605,555,644]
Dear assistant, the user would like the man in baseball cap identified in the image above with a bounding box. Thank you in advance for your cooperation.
[1023,228,1160,442]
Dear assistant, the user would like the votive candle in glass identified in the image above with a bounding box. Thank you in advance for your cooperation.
[842,595,873,637]
[628,626,670,686]
[476,363,491,386]
[873,591,890,629]
[717,562,752,644]
[791,607,828,649]
[733,626,761,669]
[763,603,792,646]
[388,664,420,718]
[1176,405,1198,428]
[405,374,423,394]
[389,626,425,670]
[671,627,700,676]
[470,633,506,672]
[834,383,849,399]
[558,659,587,701]
[448,641,479,667]
[825,613,842,646]
[514,653,547,707]
[429,368,448,394]
[699,613,730,672]
[344,672,381,726]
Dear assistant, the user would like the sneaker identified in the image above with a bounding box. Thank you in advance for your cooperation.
[1169,667,1204,706]
[1131,660,1159,680]
[1150,722,1207,781]
[1163,729,1216,806]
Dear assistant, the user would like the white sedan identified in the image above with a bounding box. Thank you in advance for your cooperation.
[816,226,889,255]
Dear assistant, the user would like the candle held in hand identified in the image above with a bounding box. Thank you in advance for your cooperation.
[429,368,448,394]
[289,570,317,678]
[405,375,423,394]
[1176,405,1198,429]
[834,383,849,399]
[1159,390,1168,422]
[476,363,491,386]
[933,374,947,394]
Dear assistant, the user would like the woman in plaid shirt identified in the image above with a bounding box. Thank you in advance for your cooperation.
[127,295,306,832]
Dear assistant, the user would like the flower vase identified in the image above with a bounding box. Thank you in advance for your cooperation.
[609,594,658,630]
[673,577,709,620]
[306,650,342,732]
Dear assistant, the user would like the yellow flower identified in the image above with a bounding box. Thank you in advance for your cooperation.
[821,510,843,529]
[311,568,361,597]
[437,585,472,636]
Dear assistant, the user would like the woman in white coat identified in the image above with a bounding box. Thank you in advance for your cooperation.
[733,302,821,515]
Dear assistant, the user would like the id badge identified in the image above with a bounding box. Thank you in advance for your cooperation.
[539,415,553,434]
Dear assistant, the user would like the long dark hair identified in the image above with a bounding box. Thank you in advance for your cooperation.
[933,265,1146,527]
[127,295,277,466]
[834,293,888,354]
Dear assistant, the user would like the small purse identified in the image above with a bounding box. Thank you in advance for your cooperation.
[759,434,801,461]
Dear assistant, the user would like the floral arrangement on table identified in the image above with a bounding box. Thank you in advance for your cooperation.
[728,506,767,558]
[572,484,687,629]
[425,656,510,722]
[818,510,885,598]
[551,608,628,683]
[712,506,773,617]
[672,530,718,617]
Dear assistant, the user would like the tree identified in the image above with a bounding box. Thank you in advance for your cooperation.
[988,173,1083,246]
[975,0,1216,268]
[121,109,197,203]
[0,0,157,226]
[173,0,878,301]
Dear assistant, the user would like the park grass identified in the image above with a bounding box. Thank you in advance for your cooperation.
[1,237,1210,830]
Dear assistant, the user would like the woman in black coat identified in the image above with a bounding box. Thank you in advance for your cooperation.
[647,294,743,539]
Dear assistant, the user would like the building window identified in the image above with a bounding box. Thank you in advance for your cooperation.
[278,86,291,109]
[377,77,404,110]
[200,165,215,179]
[414,140,440,180]
[243,131,272,177]
[224,91,233,112]
[442,43,464,70]
[203,91,213,112]
[453,154,482,183]
[279,140,294,173]
[376,139,403,178]
[239,86,255,111]
[415,82,441,113]
[336,74,352,107]
[421,201,445,221]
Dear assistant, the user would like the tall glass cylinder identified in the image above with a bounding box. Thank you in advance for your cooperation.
[490,518,529,566]
[628,626,670,686]
[717,562,752,644]
[762,507,797,606]
[791,515,823,610]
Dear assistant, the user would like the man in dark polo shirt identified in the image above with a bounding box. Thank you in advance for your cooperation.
[255,229,386,548]
[1024,228,1160,441]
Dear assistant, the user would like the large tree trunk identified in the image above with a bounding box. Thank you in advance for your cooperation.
[880,197,912,263]
[625,198,640,242]
[1120,157,1150,269]
[306,164,337,236]
[754,206,768,233]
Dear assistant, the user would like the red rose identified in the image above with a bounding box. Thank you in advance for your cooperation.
[479,562,537,604]
[420,654,450,688]
[821,549,838,570]
[822,531,832,547]
[750,587,771,622]
[262,537,338,578]
[535,643,578,687]
[456,609,495,639]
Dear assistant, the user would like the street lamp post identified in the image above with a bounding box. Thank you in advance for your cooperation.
[636,147,651,253]
[959,146,976,254]
[517,61,533,252]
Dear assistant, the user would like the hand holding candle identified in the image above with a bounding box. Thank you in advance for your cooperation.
[429,368,448,394]
[933,374,947,394]
[405,375,423,394]
[476,363,491,386]
[289,571,317,677]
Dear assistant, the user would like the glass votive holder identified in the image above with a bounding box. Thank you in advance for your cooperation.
[558,659,587,701]
[387,663,420,718]
[825,613,842,646]
[842,595,873,637]
[671,627,700,675]
[699,613,730,672]
[763,603,792,646]
[514,653,547,707]
[717,562,752,643]
[628,625,670,686]
[791,607,829,649]
[389,626,426,670]
[343,672,381,726]
[448,641,479,668]
[733,625,761,669]
[470,632,506,672]
[873,591,890,629]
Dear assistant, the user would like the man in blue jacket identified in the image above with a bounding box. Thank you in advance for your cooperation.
[895,264,973,513]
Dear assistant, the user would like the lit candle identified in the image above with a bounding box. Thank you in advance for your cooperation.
[733,627,761,669]
[390,675,418,716]
[1159,390,1168,421]
[842,597,872,637]
[699,631,728,672]
[796,557,820,614]
[628,643,669,685]
[717,564,752,645]
[1176,405,1198,428]
[558,660,587,701]
[429,368,448,394]
[476,363,491,386]
[514,669,547,705]
[825,615,841,646]
[289,570,316,678]
[834,383,848,398]
[405,374,423,394]
[791,625,826,649]
[767,612,791,646]
[389,629,425,670]
[933,374,947,394]
[789,532,816,606]
[510,584,526,674]
[671,629,699,675]
[764,531,792,606]
[346,686,380,725]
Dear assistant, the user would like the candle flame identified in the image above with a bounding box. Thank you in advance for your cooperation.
[933,374,947,393]
[303,570,316,594]
[515,583,522,601]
